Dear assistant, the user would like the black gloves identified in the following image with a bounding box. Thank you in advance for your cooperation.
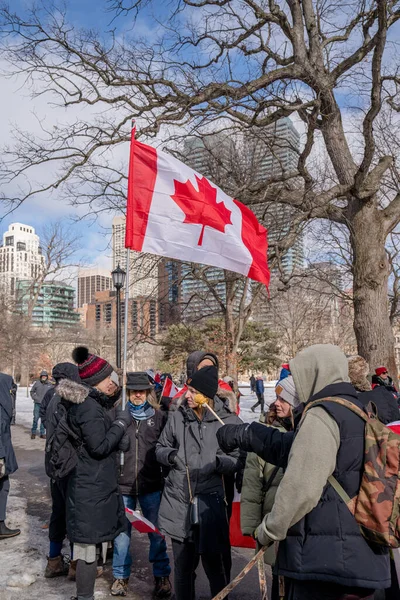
[114,406,132,431]
[216,423,250,453]
[118,433,130,452]
[168,450,178,465]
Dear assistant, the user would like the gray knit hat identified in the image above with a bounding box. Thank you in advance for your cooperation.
[275,376,300,408]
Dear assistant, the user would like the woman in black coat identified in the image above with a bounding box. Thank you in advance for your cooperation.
[67,347,131,600]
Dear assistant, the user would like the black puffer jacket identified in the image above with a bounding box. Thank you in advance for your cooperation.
[118,407,167,496]
[0,373,18,476]
[358,386,400,425]
[64,382,127,544]
[156,396,241,541]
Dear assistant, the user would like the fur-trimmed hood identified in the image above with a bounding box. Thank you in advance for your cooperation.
[217,385,238,414]
[56,378,89,405]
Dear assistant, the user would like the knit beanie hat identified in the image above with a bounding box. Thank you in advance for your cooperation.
[187,366,218,400]
[72,346,113,387]
[275,376,300,408]
[375,366,388,377]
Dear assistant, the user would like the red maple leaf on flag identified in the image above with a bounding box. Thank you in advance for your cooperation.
[171,175,232,246]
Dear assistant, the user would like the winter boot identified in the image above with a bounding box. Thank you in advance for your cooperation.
[0,521,21,540]
[68,560,103,581]
[31,434,36,439]
[153,576,172,598]
[110,578,129,596]
[44,555,69,578]
[40,434,46,439]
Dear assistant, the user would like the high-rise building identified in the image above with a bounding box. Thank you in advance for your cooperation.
[250,118,304,274]
[16,280,80,328]
[77,267,112,308]
[112,215,158,298]
[0,223,43,295]
[158,259,182,327]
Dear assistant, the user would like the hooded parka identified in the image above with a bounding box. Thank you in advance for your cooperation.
[0,373,18,476]
[273,345,390,590]
[61,380,127,544]
[156,396,241,542]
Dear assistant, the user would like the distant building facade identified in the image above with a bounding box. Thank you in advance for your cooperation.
[158,258,182,327]
[77,267,112,308]
[112,215,158,298]
[16,280,80,328]
[85,289,159,339]
[0,223,43,296]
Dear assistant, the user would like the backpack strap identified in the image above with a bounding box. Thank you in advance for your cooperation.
[303,396,372,510]
[303,397,370,421]
[327,474,351,505]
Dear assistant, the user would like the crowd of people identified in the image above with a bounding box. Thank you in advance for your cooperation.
[0,344,399,600]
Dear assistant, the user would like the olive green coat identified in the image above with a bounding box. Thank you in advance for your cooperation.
[240,424,285,565]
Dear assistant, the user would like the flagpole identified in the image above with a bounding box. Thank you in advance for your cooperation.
[120,248,131,476]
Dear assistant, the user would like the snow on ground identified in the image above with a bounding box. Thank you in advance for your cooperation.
[15,387,36,430]
[238,385,276,423]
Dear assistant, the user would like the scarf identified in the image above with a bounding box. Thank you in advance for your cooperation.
[128,400,155,421]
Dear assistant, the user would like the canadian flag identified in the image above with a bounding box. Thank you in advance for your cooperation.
[161,377,180,399]
[125,507,164,537]
[125,130,270,287]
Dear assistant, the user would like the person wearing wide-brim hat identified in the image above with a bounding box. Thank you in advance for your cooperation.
[111,372,171,599]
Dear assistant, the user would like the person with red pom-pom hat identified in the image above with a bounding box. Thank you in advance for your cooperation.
[63,346,132,600]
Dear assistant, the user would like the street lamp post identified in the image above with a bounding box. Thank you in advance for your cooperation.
[111,264,126,369]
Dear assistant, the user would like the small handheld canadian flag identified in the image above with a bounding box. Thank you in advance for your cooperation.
[161,377,179,400]
[125,507,164,537]
[125,129,270,287]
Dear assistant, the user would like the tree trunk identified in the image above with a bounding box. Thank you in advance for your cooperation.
[350,204,397,382]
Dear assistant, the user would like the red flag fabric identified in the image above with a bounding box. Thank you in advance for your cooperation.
[125,507,164,537]
[387,421,400,435]
[230,491,256,549]
[162,377,179,399]
[125,129,270,287]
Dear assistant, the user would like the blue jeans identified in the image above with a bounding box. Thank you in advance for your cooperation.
[32,403,45,436]
[113,492,171,579]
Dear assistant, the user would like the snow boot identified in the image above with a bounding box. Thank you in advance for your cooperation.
[44,555,69,578]
[153,576,172,598]
[0,521,21,540]
[111,578,129,596]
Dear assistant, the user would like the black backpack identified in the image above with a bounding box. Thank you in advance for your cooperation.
[45,398,83,480]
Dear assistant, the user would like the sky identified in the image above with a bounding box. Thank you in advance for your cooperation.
[1,0,397,275]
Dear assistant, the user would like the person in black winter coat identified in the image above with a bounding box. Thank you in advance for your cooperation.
[111,372,171,598]
[66,347,131,600]
[43,363,81,579]
[372,366,398,395]
[0,372,20,540]
[156,366,241,600]
[348,355,400,425]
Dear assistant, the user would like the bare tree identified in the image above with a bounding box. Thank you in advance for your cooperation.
[2,1,400,374]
